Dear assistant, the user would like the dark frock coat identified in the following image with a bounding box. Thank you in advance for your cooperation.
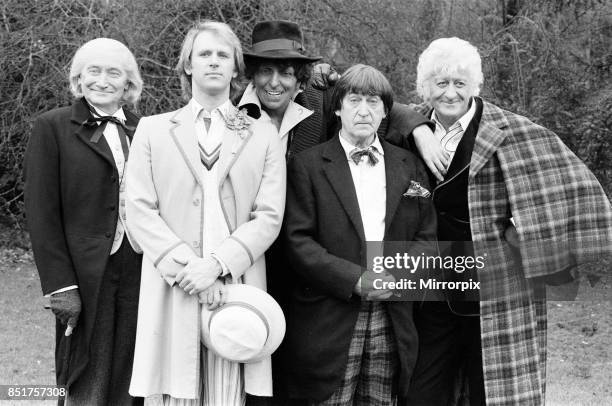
[24,97,140,387]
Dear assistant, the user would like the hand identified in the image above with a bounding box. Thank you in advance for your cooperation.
[311,63,340,90]
[413,124,449,182]
[198,278,227,310]
[354,270,395,300]
[50,290,81,333]
[175,256,222,295]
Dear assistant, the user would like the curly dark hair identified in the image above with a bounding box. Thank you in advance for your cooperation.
[244,57,312,89]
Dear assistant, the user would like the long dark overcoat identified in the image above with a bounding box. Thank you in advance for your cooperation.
[283,136,438,401]
[24,97,140,386]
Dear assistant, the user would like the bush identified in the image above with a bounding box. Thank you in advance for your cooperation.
[1,0,610,228]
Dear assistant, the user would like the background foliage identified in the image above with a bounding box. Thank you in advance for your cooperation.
[1,0,610,232]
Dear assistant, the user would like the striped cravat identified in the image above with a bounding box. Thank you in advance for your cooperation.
[199,142,221,171]
[440,121,463,154]
[197,111,221,171]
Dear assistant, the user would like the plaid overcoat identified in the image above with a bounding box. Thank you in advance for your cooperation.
[467,98,612,405]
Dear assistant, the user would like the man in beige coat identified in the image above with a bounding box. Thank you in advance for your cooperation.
[125,21,285,404]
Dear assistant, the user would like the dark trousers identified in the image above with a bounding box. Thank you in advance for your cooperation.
[66,238,143,406]
[403,301,485,406]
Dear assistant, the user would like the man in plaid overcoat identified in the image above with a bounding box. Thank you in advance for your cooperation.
[403,37,612,405]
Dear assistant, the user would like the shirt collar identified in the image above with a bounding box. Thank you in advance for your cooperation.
[90,104,126,122]
[190,98,234,122]
[338,132,385,161]
[237,82,263,117]
[238,82,313,135]
[432,97,476,132]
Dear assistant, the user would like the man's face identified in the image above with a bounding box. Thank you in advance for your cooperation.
[336,92,386,145]
[426,71,475,127]
[187,30,237,98]
[254,62,300,115]
[78,43,128,114]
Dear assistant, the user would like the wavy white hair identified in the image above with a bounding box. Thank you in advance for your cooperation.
[69,38,143,105]
[416,37,483,102]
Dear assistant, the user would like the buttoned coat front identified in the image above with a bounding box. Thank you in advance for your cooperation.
[125,103,285,399]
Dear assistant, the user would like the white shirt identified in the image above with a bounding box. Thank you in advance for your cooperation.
[338,134,386,242]
[431,98,477,165]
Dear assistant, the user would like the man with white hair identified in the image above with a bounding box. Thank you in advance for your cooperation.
[405,37,612,406]
[24,38,144,405]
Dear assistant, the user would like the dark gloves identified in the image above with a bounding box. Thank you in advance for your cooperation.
[50,289,81,329]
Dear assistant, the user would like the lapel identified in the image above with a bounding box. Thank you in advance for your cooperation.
[217,105,255,185]
[322,137,366,241]
[170,102,255,188]
[469,98,510,179]
[71,98,115,168]
[382,140,410,236]
[169,105,204,187]
[278,100,313,144]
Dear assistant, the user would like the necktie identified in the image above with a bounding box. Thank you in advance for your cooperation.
[203,117,211,133]
[349,146,379,166]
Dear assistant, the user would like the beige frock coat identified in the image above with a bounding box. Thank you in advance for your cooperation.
[125,103,285,399]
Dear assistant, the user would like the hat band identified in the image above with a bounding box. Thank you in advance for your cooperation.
[251,39,304,53]
[209,301,270,342]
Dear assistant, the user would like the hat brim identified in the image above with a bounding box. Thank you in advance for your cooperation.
[201,284,286,363]
[244,50,322,63]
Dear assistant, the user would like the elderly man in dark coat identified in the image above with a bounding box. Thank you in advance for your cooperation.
[24,38,144,406]
[284,64,438,405]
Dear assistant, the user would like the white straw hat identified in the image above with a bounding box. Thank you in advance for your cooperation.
[201,284,286,363]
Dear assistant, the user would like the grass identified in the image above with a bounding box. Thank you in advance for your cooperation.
[0,246,609,405]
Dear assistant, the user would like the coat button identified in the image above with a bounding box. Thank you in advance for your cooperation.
[193,198,200,206]
[192,241,200,248]
[109,205,116,211]
[111,176,116,183]
[105,232,112,238]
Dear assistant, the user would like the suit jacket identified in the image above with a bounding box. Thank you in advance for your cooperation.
[283,136,437,401]
[24,97,140,386]
[125,102,285,399]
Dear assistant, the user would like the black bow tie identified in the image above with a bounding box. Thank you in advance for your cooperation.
[349,146,379,166]
[83,115,134,133]
[83,109,134,161]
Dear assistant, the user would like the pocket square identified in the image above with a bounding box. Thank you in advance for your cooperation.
[403,181,431,198]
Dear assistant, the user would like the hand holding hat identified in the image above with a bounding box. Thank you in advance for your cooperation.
[198,278,227,310]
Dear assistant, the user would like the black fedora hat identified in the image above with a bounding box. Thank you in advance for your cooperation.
[244,20,321,62]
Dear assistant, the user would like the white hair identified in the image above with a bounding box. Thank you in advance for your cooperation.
[69,38,143,105]
[416,37,483,101]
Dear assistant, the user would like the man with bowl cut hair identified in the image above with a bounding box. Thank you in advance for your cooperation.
[284,64,437,405]
[404,37,612,406]
[126,21,284,406]
[24,38,144,405]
